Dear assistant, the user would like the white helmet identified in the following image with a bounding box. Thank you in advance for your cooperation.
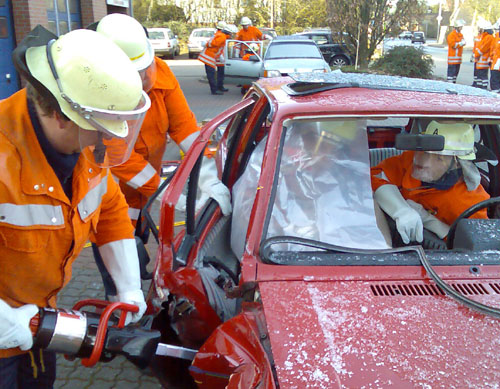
[25,29,150,166]
[216,21,227,30]
[454,19,465,28]
[96,13,156,92]
[423,121,475,160]
[240,17,252,26]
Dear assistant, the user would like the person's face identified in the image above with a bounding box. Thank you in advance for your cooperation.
[411,151,454,182]
[243,25,249,31]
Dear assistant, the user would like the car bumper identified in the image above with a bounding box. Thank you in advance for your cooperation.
[188,45,204,54]
[153,47,174,56]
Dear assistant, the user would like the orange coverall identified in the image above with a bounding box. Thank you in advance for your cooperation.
[235,26,263,41]
[371,151,489,226]
[475,32,495,70]
[447,29,464,65]
[199,30,228,69]
[110,57,199,225]
[0,89,135,358]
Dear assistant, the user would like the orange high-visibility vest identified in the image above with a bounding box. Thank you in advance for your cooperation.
[447,29,464,65]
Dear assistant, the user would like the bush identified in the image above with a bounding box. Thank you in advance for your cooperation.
[370,46,434,79]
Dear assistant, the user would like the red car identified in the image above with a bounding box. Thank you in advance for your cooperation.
[145,73,500,388]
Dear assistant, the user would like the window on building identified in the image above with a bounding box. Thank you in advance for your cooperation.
[46,0,81,36]
[0,17,7,38]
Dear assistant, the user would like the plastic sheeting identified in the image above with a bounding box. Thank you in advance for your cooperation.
[231,119,389,259]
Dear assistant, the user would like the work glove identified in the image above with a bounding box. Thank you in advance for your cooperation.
[374,184,423,244]
[460,39,466,47]
[406,199,450,239]
[0,299,38,350]
[98,239,147,326]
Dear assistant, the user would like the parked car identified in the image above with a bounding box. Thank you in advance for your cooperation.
[223,36,330,86]
[293,30,354,67]
[147,27,179,59]
[412,31,426,44]
[260,27,278,40]
[145,72,500,387]
[188,27,216,59]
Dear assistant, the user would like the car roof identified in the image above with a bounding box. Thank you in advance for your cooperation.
[148,27,171,31]
[271,35,316,43]
[254,72,500,119]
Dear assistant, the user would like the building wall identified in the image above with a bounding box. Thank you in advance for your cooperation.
[12,0,47,45]
[81,0,108,29]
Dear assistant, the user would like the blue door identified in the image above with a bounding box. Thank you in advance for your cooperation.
[0,0,18,99]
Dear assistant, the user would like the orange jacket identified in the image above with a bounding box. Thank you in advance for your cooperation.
[473,32,482,63]
[475,32,495,69]
[198,30,228,68]
[235,26,263,41]
[447,29,464,65]
[110,57,199,222]
[0,89,134,357]
[491,33,500,70]
[371,151,489,226]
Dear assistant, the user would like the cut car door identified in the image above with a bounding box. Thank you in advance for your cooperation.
[224,40,263,85]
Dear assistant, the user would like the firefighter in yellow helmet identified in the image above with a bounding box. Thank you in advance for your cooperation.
[372,121,489,245]
[0,26,150,385]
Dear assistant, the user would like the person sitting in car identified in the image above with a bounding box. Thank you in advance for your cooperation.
[371,121,490,244]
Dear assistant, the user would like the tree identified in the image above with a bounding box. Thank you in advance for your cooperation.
[133,0,187,25]
[280,0,327,32]
[235,0,271,26]
[325,0,427,67]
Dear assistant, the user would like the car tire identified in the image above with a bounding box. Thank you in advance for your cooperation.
[330,55,349,68]
[188,52,195,59]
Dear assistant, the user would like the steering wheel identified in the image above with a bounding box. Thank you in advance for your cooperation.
[447,196,500,249]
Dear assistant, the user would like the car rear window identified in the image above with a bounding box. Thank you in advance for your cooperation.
[149,31,165,39]
[192,30,214,38]
[266,42,322,59]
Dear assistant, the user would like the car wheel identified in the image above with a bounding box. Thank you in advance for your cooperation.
[330,55,349,68]
[188,52,194,59]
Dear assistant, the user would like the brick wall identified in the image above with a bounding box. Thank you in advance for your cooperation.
[81,0,108,28]
[12,0,47,44]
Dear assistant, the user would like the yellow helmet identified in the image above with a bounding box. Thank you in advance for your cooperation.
[423,121,475,160]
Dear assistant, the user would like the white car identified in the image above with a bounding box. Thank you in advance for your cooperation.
[224,36,331,86]
[188,28,216,59]
[148,27,180,59]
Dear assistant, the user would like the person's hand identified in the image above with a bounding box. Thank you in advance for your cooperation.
[0,299,38,350]
[98,239,147,325]
[406,199,450,239]
[109,290,147,326]
[374,184,423,244]
[392,205,423,244]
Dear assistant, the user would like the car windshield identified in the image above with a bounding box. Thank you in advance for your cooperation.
[192,30,214,38]
[265,42,322,59]
[149,31,165,39]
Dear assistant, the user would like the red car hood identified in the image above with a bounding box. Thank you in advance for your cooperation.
[259,280,500,388]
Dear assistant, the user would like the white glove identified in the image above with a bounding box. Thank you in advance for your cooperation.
[98,239,146,326]
[0,299,38,350]
[406,199,450,239]
[460,39,466,47]
[179,132,232,215]
[374,184,423,244]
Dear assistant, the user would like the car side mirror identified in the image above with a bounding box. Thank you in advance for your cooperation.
[248,55,260,62]
[395,133,445,151]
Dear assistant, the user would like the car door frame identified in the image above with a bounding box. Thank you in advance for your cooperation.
[224,40,263,85]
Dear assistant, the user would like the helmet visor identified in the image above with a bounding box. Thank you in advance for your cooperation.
[139,59,157,92]
[79,92,149,168]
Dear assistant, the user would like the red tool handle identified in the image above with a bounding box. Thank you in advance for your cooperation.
[29,313,41,336]
[72,299,139,367]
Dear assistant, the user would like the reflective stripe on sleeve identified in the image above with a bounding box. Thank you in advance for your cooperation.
[77,175,108,221]
[127,163,157,189]
[0,203,64,227]
[128,207,141,221]
[375,171,389,182]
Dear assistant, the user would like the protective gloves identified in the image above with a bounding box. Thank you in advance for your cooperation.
[460,39,466,47]
[374,184,423,244]
[177,132,232,215]
[98,239,146,326]
[0,299,38,350]
[406,199,450,239]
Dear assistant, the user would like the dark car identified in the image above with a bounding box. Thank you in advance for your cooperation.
[146,72,500,388]
[293,30,354,67]
[412,31,426,44]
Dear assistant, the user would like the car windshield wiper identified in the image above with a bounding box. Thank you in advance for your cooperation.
[260,236,500,319]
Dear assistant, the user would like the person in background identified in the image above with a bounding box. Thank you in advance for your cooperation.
[371,121,489,245]
[472,25,484,87]
[475,23,495,89]
[92,13,232,298]
[0,26,149,387]
[199,21,233,95]
[446,20,466,83]
[490,23,500,93]
[235,17,263,42]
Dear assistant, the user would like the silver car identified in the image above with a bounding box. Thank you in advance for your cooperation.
[148,27,179,59]
[188,28,216,59]
[224,36,331,86]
